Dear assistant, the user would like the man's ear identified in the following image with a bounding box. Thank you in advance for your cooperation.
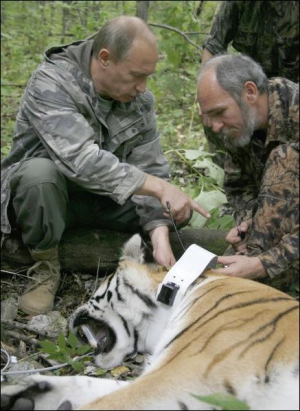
[98,48,110,68]
[243,81,258,104]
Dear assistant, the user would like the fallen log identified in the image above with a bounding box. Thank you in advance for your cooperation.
[1,228,228,274]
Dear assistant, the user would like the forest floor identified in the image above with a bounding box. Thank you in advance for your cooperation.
[1,264,146,384]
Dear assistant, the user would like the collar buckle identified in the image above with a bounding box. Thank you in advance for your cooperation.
[157,282,179,306]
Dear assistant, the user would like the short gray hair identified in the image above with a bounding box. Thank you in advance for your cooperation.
[198,54,268,104]
[92,16,155,62]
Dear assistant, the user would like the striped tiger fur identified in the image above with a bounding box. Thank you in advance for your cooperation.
[1,234,299,410]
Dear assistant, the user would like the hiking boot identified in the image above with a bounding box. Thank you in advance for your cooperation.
[19,248,61,315]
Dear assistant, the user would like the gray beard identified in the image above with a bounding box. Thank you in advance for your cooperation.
[236,101,258,147]
[221,101,258,149]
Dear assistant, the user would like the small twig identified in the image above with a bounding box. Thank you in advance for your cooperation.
[0,280,27,288]
[166,201,186,252]
[1,319,58,339]
[4,330,40,347]
[1,268,29,275]
[93,257,101,294]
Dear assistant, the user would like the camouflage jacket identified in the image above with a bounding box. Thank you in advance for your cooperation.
[224,78,299,281]
[1,39,172,235]
[203,1,299,82]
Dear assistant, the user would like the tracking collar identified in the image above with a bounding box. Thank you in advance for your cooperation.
[145,244,218,352]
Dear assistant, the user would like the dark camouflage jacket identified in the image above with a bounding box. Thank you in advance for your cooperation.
[203,1,299,82]
[1,39,172,235]
[224,78,299,284]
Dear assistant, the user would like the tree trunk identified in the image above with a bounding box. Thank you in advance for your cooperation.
[196,0,205,16]
[1,228,228,275]
[136,1,150,21]
[61,0,73,44]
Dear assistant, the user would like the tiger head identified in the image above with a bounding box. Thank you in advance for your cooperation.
[69,234,167,369]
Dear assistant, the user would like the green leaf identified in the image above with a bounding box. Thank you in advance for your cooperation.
[193,157,224,187]
[184,149,203,160]
[38,340,58,352]
[205,212,234,230]
[1,32,13,40]
[57,332,67,352]
[71,360,84,372]
[64,346,76,355]
[62,353,71,364]
[67,331,78,349]
[189,190,228,228]
[194,190,227,210]
[75,345,92,355]
[1,145,11,156]
[192,393,250,410]
[93,368,108,376]
[184,149,215,160]
[166,51,180,68]
[46,353,64,361]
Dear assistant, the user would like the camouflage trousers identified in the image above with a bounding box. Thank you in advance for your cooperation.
[225,144,299,297]
[9,158,140,251]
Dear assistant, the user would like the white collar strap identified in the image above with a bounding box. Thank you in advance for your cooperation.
[145,244,217,352]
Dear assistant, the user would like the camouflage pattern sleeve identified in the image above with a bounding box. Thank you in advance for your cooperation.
[246,144,299,280]
[203,1,241,55]
[223,148,259,225]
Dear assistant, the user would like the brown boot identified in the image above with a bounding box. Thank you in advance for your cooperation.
[19,248,61,315]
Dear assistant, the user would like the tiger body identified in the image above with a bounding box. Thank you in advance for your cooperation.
[2,234,299,410]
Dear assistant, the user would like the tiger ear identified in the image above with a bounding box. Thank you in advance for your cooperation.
[121,234,145,264]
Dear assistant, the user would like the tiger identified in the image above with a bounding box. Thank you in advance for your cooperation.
[1,233,299,410]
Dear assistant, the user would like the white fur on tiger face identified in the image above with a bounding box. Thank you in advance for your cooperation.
[69,236,163,369]
[2,234,299,410]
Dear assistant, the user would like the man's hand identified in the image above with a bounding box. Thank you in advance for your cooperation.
[149,226,176,267]
[135,175,210,225]
[213,255,267,280]
[225,221,250,253]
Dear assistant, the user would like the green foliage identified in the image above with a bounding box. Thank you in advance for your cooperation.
[193,393,250,410]
[38,331,92,372]
[165,148,234,230]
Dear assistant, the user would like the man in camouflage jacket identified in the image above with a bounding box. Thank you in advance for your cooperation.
[201,1,299,167]
[197,54,299,295]
[1,16,209,315]
[203,1,299,82]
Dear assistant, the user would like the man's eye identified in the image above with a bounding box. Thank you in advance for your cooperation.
[132,73,148,79]
[214,109,224,116]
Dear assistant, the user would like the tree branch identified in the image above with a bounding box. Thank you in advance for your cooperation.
[1,319,59,340]
[4,330,40,347]
[148,22,202,51]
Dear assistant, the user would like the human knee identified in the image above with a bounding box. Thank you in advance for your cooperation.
[11,158,66,194]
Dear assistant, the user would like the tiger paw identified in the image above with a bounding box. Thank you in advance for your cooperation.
[1,377,73,410]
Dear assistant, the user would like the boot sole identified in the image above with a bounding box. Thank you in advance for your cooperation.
[19,299,54,316]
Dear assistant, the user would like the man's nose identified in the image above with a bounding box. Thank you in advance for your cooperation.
[211,119,223,134]
[135,79,147,93]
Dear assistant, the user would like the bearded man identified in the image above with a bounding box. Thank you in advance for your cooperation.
[197,54,299,295]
